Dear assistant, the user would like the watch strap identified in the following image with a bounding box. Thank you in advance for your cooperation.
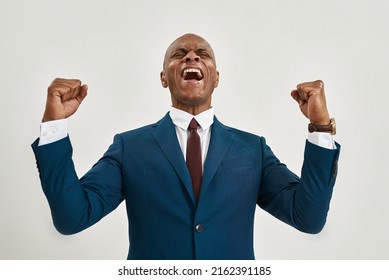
[308,118,336,135]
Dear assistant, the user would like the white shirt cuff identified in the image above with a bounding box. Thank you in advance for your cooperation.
[307,132,337,150]
[38,119,68,146]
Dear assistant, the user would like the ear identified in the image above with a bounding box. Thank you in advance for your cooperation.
[160,71,168,88]
[214,71,220,88]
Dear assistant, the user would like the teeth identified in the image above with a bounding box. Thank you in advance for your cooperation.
[183,68,203,78]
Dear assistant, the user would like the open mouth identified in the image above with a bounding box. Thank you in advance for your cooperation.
[182,68,203,81]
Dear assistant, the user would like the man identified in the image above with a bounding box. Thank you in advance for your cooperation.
[32,33,340,260]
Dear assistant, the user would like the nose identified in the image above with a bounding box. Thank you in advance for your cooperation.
[184,50,200,62]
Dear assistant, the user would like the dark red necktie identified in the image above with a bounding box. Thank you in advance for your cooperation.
[186,118,202,203]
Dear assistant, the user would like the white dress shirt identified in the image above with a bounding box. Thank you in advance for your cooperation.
[169,107,214,167]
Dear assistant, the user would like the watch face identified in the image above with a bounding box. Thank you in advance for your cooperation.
[330,118,336,135]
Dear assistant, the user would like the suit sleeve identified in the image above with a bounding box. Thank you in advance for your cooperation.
[257,137,340,234]
[31,135,125,235]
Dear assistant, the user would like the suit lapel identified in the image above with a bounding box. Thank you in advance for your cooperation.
[151,113,196,205]
[200,117,234,197]
[151,114,234,206]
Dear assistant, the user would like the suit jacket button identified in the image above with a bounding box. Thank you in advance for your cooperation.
[195,224,203,233]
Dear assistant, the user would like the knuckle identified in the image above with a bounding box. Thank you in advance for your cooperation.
[315,80,324,88]
[70,79,82,90]
[73,79,82,86]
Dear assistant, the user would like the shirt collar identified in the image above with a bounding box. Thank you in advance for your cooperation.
[170,107,214,131]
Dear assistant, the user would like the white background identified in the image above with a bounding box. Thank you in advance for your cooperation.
[1,0,388,259]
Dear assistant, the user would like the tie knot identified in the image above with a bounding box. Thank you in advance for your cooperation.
[188,118,199,131]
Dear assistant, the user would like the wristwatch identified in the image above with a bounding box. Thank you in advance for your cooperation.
[308,118,336,135]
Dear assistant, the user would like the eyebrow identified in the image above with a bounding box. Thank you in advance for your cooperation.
[173,48,189,53]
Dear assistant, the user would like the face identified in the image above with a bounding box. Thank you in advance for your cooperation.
[160,34,219,114]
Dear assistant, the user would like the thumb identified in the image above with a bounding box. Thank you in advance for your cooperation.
[290,89,304,106]
[77,84,88,104]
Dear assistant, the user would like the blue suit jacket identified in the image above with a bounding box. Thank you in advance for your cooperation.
[32,113,340,259]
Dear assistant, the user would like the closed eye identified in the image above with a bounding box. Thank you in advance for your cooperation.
[170,49,187,59]
[196,49,212,59]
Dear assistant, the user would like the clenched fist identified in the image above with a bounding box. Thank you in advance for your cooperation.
[290,80,330,125]
[42,78,88,122]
